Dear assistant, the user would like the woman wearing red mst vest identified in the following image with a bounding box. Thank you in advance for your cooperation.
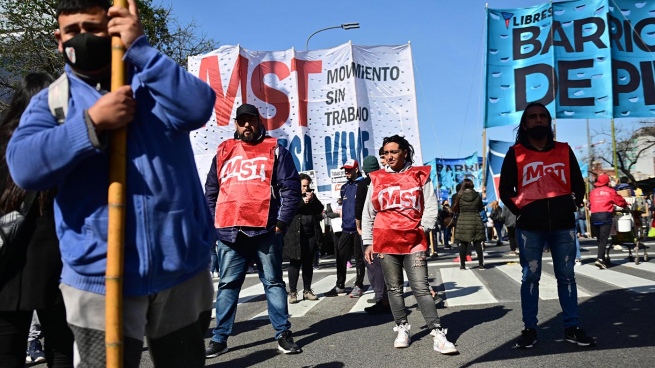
[499,102,594,350]
[362,135,457,355]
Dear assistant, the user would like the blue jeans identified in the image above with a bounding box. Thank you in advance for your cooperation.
[577,219,587,235]
[516,228,579,329]
[442,227,451,246]
[209,243,219,274]
[212,231,290,343]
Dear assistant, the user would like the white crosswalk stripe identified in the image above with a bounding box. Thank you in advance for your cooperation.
[573,263,655,294]
[440,266,498,306]
[495,262,592,299]
[211,257,655,321]
[252,274,351,320]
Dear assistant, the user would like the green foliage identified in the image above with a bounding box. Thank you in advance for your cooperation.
[0,0,218,111]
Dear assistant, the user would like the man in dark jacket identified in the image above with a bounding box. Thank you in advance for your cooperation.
[499,101,594,349]
[325,159,365,297]
[204,103,301,356]
[355,155,391,314]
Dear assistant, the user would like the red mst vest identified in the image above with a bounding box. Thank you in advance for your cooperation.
[512,142,572,209]
[369,166,430,254]
[214,137,277,228]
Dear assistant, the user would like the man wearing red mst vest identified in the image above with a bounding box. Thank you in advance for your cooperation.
[204,103,302,357]
[499,102,595,349]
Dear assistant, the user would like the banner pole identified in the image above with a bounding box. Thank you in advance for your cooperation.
[106,0,128,367]
[482,129,487,187]
[611,118,619,178]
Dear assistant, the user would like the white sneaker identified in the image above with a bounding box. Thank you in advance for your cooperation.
[393,323,411,348]
[431,328,458,354]
[575,259,581,266]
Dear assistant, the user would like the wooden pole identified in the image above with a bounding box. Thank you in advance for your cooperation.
[106,1,128,367]
[611,118,619,178]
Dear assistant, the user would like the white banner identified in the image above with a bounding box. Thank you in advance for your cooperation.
[188,42,422,199]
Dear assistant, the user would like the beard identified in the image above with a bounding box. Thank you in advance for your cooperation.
[238,132,257,142]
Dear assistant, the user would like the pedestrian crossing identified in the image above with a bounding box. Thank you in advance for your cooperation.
[211,255,655,321]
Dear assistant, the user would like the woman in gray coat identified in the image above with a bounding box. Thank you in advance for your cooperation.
[453,179,486,269]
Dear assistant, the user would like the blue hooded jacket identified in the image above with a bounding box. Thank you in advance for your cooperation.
[6,36,216,296]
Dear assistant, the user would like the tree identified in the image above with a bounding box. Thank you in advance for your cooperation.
[593,120,655,183]
[0,0,218,109]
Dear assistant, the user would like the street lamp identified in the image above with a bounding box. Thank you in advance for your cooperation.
[305,22,360,50]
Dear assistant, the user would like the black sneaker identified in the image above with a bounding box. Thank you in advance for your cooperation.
[564,326,595,347]
[595,259,607,269]
[205,341,228,358]
[364,300,392,315]
[277,331,302,354]
[324,287,344,297]
[515,328,537,349]
[26,339,46,363]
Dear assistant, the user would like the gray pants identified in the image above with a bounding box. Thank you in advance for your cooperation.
[380,251,441,328]
[60,270,213,368]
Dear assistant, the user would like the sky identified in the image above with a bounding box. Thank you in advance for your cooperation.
[163,0,642,164]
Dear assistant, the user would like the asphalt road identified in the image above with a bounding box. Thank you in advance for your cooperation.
[32,238,655,367]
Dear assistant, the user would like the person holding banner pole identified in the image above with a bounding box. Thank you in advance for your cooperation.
[6,0,217,366]
[499,102,594,349]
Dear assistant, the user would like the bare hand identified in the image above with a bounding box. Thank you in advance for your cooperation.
[87,85,135,133]
[364,246,374,264]
[107,0,145,49]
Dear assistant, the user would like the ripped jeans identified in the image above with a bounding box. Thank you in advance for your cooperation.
[516,228,579,329]
[379,251,441,328]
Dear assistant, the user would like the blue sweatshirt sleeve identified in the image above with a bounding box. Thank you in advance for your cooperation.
[124,36,215,132]
[275,146,300,229]
[204,155,219,220]
[6,89,100,190]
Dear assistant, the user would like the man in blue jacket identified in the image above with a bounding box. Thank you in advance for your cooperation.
[325,159,366,297]
[204,103,302,357]
[6,0,216,366]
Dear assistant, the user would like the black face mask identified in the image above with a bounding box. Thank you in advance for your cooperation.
[526,125,550,141]
[62,33,111,73]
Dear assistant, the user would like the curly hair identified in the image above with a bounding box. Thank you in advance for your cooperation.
[382,134,415,165]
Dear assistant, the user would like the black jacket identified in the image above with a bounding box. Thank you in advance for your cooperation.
[499,143,584,231]
[283,196,324,260]
[0,206,64,311]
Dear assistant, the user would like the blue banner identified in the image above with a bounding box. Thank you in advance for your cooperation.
[425,154,483,203]
[485,0,654,127]
[484,140,514,204]
[609,1,655,117]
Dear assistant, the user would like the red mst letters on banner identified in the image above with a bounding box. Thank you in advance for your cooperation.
[198,55,323,130]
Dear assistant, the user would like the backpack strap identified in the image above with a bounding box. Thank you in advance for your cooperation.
[48,73,69,124]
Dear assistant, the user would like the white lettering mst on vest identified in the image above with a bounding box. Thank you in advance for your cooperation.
[377,186,422,211]
[522,161,567,186]
[220,156,267,183]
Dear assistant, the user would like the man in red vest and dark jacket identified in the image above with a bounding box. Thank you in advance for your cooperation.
[204,103,302,357]
[499,101,595,350]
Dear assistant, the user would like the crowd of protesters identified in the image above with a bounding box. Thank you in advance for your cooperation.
[5,1,642,366]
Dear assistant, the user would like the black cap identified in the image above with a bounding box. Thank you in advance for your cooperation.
[235,103,259,119]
